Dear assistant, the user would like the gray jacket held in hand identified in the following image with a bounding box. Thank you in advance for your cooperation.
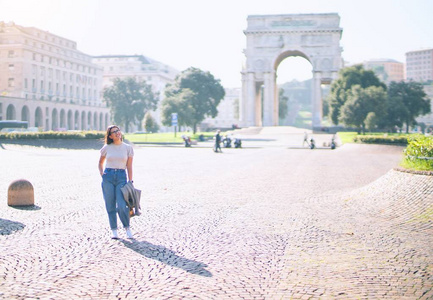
[120,181,142,217]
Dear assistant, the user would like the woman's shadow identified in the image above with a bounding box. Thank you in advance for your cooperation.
[120,239,212,277]
[0,218,25,235]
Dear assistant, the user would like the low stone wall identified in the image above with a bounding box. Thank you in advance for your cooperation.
[0,139,104,150]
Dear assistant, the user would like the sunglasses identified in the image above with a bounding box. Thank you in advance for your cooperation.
[110,129,120,135]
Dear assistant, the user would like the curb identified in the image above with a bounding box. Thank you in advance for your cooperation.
[393,167,433,176]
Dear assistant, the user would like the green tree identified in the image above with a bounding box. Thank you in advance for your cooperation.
[365,112,378,132]
[143,111,159,133]
[339,85,387,134]
[278,88,289,120]
[328,65,386,125]
[161,88,195,129]
[382,89,407,131]
[386,81,431,133]
[103,77,158,132]
[163,67,225,133]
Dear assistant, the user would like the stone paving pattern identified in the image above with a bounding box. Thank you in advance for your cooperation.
[0,129,432,299]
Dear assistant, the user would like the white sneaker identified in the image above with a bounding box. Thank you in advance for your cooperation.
[111,229,119,239]
[125,228,133,239]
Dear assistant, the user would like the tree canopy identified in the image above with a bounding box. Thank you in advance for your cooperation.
[386,81,431,133]
[161,88,195,129]
[103,77,158,132]
[143,112,160,133]
[327,65,431,133]
[328,65,386,125]
[161,67,225,133]
[339,85,387,133]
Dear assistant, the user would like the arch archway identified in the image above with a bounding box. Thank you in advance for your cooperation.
[93,112,98,130]
[51,109,59,130]
[81,111,86,130]
[241,13,343,128]
[6,104,16,120]
[21,106,30,123]
[35,107,43,128]
[74,111,80,130]
[67,110,73,130]
[60,109,66,129]
[87,112,92,130]
[99,112,103,130]
[276,56,313,126]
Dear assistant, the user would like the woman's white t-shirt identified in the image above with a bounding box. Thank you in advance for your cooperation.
[100,142,134,169]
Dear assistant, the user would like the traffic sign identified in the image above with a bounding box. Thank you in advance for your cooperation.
[171,113,178,126]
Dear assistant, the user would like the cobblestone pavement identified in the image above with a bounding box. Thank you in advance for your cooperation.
[0,135,432,299]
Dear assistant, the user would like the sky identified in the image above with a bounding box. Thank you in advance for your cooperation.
[1,0,432,87]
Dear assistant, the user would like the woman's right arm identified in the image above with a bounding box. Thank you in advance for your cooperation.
[98,156,106,176]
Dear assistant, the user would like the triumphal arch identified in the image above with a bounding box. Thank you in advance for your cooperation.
[241,13,343,128]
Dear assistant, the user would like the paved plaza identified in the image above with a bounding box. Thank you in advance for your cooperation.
[0,128,432,299]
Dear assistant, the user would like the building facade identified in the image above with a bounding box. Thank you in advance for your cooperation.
[406,48,433,82]
[0,21,109,131]
[92,55,179,132]
[363,59,404,85]
[202,87,240,130]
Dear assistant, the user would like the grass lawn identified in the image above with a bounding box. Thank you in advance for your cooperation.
[124,132,215,143]
[337,132,358,144]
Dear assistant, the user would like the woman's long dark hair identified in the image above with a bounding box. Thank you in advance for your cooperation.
[105,125,122,144]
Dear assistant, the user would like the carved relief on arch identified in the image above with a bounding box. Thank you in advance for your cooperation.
[254,59,265,71]
[321,58,332,70]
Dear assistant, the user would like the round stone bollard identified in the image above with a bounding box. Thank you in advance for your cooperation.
[8,179,34,206]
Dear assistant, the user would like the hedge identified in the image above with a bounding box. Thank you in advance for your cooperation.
[353,135,409,145]
[0,131,105,140]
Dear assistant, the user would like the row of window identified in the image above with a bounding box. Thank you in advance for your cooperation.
[406,67,433,71]
[24,94,102,106]
[30,52,96,73]
[27,29,76,48]
[28,65,98,86]
[5,50,96,73]
[406,50,433,56]
[7,77,99,99]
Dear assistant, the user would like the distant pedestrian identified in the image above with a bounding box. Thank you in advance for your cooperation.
[303,132,309,147]
[214,130,222,153]
[98,125,134,239]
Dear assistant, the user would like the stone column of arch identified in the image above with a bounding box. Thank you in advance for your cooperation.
[262,71,278,126]
[312,71,323,128]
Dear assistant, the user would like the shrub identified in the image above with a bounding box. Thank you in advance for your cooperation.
[402,135,433,170]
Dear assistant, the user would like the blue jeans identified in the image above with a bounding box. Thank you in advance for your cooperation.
[101,168,130,230]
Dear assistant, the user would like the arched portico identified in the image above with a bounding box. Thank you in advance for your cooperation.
[67,110,73,130]
[21,106,30,123]
[0,96,110,131]
[74,111,80,130]
[241,13,343,128]
[81,111,86,130]
[35,107,43,128]
[6,104,16,120]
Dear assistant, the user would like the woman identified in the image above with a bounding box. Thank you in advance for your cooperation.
[98,125,134,239]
